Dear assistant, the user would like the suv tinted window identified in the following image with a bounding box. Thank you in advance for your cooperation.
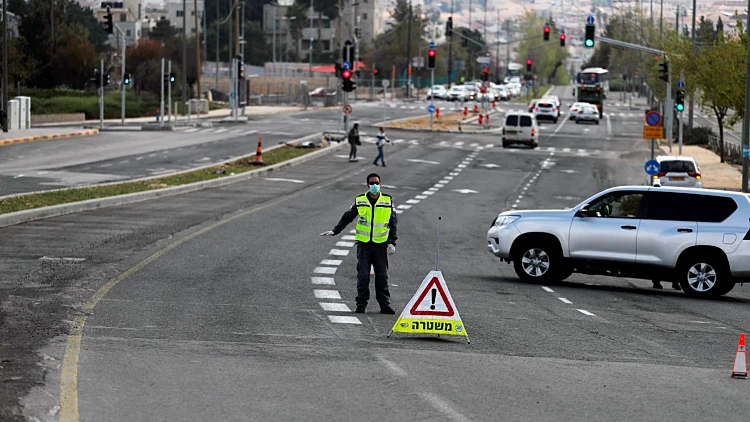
[589,192,644,218]
[520,116,533,126]
[660,160,696,173]
[505,115,518,126]
[644,192,737,222]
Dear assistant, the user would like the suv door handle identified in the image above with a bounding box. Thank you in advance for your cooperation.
[677,228,694,233]
[621,225,637,230]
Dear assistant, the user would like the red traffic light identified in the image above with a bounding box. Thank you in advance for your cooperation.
[482,67,489,74]
[428,49,436,57]
[544,26,550,33]
[526,58,533,65]
[560,34,566,40]
[373,68,379,75]
[342,69,351,78]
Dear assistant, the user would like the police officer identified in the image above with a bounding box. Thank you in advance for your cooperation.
[320,173,398,314]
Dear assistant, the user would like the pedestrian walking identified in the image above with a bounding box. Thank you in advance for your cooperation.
[373,127,390,167]
[347,123,360,162]
[320,173,398,314]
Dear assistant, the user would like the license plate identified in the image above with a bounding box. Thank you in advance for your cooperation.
[506,130,517,134]
[670,177,685,181]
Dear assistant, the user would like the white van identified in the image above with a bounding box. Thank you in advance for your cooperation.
[502,112,538,148]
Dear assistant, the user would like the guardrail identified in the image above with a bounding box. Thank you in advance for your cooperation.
[708,134,743,162]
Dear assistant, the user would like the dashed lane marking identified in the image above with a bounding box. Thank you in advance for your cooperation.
[311,277,335,285]
[320,303,352,312]
[541,286,554,293]
[577,309,596,316]
[559,298,573,304]
[341,235,356,241]
[320,259,342,266]
[329,249,350,256]
[314,290,342,299]
[328,315,362,324]
[335,241,355,247]
[313,267,337,274]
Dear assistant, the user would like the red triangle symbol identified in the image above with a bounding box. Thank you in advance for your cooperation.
[410,277,455,317]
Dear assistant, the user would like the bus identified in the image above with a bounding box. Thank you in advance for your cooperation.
[505,63,523,81]
[575,67,609,117]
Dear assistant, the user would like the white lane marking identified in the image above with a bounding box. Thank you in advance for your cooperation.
[328,315,362,324]
[119,160,129,164]
[559,298,573,304]
[314,267,337,274]
[394,209,404,214]
[336,241,355,247]
[329,249,350,256]
[469,143,479,147]
[320,303,351,312]
[444,176,454,180]
[457,164,467,168]
[314,289,341,299]
[485,143,495,148]
[409,140,420,145]
[99,164,112,168]
[423,191,435,195]
[439,180,451,184]
[184,128,199,133]
[265,178,305,184]
[419,392,471,422]
[39,256,86,262]
[406,199,420,204]
[449,172,460,176]
[243,130,259,135]
[320,259,342,266]
[453,189,478,194]
[341,235,356,241]
[36,171,49,175]
[397,204,412,210]
[376,355,408,377]
[407,159,440,165]
[454,141,465,147]
[606,113,612,136]
[215,128,229,133]
[148,153,156,157]
[311,277,335,285]
[393,139,404,143]
[562,148,571,153]
[415,195,428,199]
[541,286,554,293]
[136,156,144,160]
[434,183,445,188]
[577,309,596,316]
[13,174,24,179]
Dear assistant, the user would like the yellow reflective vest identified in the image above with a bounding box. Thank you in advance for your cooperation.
[354,193,393,243]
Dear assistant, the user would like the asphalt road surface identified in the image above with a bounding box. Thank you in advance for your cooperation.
[4,86,750,422]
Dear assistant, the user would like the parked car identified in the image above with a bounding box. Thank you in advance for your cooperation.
[487,185,750,297]
[533,100,559,123]
[502,112,538,149]
[575,104,600,124]
[447,86,469,102]
[310,87,336,98]
[427,85,447,100]
[653,156,703,188]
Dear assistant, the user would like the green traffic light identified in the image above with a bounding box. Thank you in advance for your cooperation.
[460,76,465,82]
[170,76,175,83]
[585,39,594,47]
[676,104,685,112]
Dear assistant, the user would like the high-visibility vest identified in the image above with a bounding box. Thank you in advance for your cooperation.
[354,193,392,243]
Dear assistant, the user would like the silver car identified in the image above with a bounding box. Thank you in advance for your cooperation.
[487,186,750,297]
[653,156,703,188]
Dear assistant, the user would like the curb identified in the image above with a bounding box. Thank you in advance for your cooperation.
[0,129,99,147]
[0,134,342,228]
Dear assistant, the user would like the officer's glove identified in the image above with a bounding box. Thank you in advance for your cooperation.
[387,244,396,256]
[320,230,335,236]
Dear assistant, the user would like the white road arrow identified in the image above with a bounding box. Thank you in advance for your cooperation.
[481,164,501,168]
[452,189,479,194]
[407,159,440,165]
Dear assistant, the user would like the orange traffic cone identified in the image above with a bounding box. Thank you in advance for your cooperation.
[732,333,748,379]
[473,105,479,114]
[463,107,468,116]
[251,137,264,166]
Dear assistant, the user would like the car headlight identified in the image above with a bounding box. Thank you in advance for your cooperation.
[494,215,520,227]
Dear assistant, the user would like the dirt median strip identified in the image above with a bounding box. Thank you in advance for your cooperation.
[0,129,100,146]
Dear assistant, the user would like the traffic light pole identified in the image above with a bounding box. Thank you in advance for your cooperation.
[160,58,165,128]
[743,0,750,193]
[430,68,434,131]
[168,60,173,124]
[112,24,127,125]
[99,59,104,131]
[679,70,684,155]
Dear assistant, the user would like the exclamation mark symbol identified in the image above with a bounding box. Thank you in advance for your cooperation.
[430,288,437,310]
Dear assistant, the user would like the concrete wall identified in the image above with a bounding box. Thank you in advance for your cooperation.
[31,114,86,124]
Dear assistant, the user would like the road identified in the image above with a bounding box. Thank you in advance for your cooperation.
[4,86,750,422]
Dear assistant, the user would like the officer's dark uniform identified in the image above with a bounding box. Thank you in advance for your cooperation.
[332,192,398,311]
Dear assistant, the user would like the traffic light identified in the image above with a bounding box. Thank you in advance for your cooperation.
[354,28,361,39]
[584,24,595,48]
[373,67,379,77]
[123,72,131,85]
[104,73,111,86]
[526,57,533,72]
[342,68,356,92]
[342,40,354,63]
[427,48,436,69]
[446,17,453,37]
[675,88,685,112]
[91,68,101,88]
[334,61,342,78]
[169,72,175,83]
[482,66,489,81]
[104,7,114,34]
[559,32,566,47]
[658,61,669,82]
[543,23,550,41]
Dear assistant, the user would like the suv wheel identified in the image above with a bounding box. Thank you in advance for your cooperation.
[513,241,562,283]
[677,255,733,297]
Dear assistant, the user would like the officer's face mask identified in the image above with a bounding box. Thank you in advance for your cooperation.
[369,181,381,195]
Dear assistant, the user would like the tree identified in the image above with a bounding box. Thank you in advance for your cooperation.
[516,11,570,85]
[149,19,179,43]
[0,30,36,86]
[696,16,715,44]
[164,37,202,97]
[244,21,271,66]
[50,28,98,89]
[126,39,165,94]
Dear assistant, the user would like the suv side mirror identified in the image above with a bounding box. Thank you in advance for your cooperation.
[576,204,595,218]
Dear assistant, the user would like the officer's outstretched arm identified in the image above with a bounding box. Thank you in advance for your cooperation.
[388,202,398,246]
[332,203,358,235]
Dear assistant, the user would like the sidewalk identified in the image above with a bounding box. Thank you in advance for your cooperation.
[659,144,742,190]
[0,127,99,147]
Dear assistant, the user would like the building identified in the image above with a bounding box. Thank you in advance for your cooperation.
[96,1,142,45]
[166,0,205,36]
[0,7,20,38]
[340,0,384,48]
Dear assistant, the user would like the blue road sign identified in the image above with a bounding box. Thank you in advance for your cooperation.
[645,159,661,176]
[429,41,435,48]
[677,80,685,89]
[342,61,351,70]
[525,82,532,89]
[744,144,749,158]
[230,92,236,98]
[427,105,436,114]
[645,110,662,126]
[587,16,595,25]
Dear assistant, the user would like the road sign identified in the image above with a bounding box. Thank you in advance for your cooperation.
[390,271,468,340]
[229,92,236,98]
[587,16,595,25]
[645,159,661,176]
[343,104,352,115]
[476,56,491,64]
[643,126,664,139]
[744,144,749,158]
[525,82,532,89]
[645,110,662,126]
[677,80,685,89]
[381,79,390,88]
[427,105,436,114]
[429,41,435,48]
[342,61,351,70]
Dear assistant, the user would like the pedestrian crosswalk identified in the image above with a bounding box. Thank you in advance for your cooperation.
[182,128,269,136]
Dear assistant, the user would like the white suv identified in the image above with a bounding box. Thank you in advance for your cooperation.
[487,186,750,297]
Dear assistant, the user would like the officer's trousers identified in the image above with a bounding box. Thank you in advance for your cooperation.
[355,242,390,308]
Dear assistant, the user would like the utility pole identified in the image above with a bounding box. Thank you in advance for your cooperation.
[309,0,313,77]
[194,0,201,101]
[675,5,679,31]
[182,0,187,111]
[119,26,126,125]
[271,6,275,74]
[2,0,7,132]
[235,0,240,64]
[99,59,104,130]
[168,60,173,123]
[215,0,219,89]
[406,0,412,99]
[447,0,453,87]
[741,0,750,192]
[353,1,360,102]
[241,1,246,115]
[688,0,696,130]
[160,58,165,128]
[659,0,663,37]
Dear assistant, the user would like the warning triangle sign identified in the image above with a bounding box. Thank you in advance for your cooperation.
[390,271,468,342]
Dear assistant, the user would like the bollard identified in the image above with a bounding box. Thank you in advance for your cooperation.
[473,105,479,114]
[463,107,468,116]
[486,113,490,124]
[478,114,483,124]
[251,137,265,166]
[492,101,496,109]
[436,108,440,120]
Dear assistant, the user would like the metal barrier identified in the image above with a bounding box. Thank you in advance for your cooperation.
[708,134,743,162]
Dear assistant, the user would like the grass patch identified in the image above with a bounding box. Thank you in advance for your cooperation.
[0,146,313,215]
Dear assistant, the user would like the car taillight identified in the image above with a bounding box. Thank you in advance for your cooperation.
[531,129,535,136]
[552,107,557,113]
[688,172,701,179]
[534,107,539,111]
[656,172,667,177]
